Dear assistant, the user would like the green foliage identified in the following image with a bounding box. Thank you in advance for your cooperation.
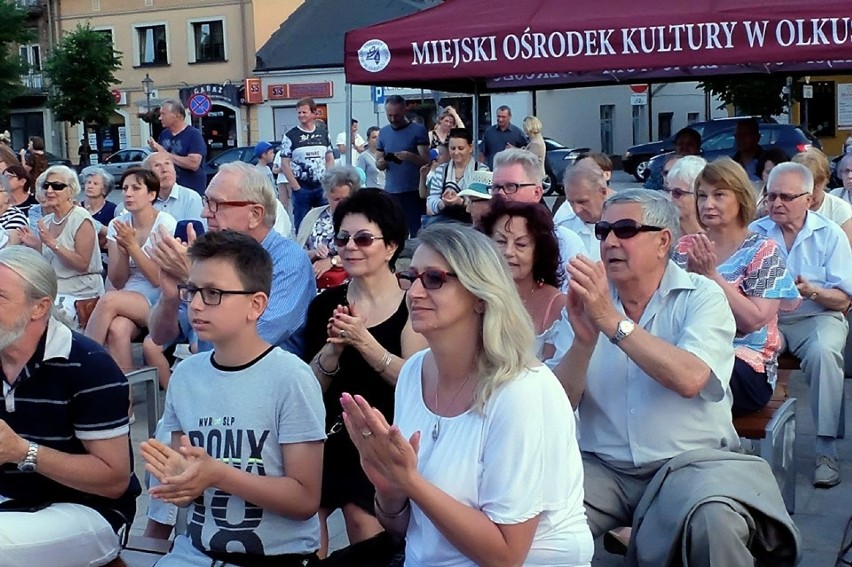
[699,75,790,119]
[0,0,34,119]
[44,23,122,126]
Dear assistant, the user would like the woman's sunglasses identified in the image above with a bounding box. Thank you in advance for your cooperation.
[333,231,384,248]
[396,269,457,291]
[594,219,664,241]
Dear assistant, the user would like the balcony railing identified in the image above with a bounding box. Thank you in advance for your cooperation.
[20,72,47,93]
[16,0,39,7]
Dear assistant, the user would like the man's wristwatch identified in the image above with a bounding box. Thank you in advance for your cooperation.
[809,290,819,301]
[17,442,39,473]
[610,319,635,345]
[330,255,340,267]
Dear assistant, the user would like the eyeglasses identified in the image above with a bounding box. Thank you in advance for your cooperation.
[595,219,664,241]
[487,182,537,195]
[3,172,18,179]
[201,196,257,213]
[177,284,259,306]
[42,181,69,191]
[839,168,852,176]
[333,230,384,248]
[662,169,671,177]
[663,187,694,199]
[396,268,457,290]
[766,192,809,203]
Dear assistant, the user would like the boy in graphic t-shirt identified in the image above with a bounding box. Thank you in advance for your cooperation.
[141,230,325,566]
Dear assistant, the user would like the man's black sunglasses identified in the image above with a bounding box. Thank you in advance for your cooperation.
[594,219,664,241]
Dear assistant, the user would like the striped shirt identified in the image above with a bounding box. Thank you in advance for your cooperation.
[0,206,28,230]
[0,318,141,530]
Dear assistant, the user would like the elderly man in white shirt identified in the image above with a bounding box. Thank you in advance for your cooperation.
[141,152,204,223]
[749,161,852,489]
[545,189,798,564]
[490,148,586,290]
[553,163,615,262]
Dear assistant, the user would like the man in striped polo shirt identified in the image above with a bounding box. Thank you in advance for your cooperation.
[0,246,141,566]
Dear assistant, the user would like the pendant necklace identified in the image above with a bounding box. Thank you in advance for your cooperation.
[432,373,472,441]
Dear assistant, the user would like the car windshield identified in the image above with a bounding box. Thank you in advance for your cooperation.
[211,149,241,166]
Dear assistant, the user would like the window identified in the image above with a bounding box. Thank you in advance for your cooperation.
[632,105,643,146]
[803,81,835,138]
[191,20,225,63]
[95,29,113,48]
[19,44,40,72]
[600,105,614,155]
[658,112,673,140]
[137,24,168,66]
[687,112,699,124]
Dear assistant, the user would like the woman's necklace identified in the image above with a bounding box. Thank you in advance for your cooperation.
[432,373,472,441]
[51,205,74,226]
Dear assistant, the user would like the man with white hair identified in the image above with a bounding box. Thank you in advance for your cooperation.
[553,164,614,261]
[750,161,852,488]
[142,152,203,222]
[490,148,587,286]
[0,246,140,566]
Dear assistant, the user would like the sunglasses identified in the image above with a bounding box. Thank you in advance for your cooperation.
[42,181,69,191]
[663,187,694,199]
[766,191,808,203]
[396,268,457,291]
[595,219,664,241]
[333,230,384,248]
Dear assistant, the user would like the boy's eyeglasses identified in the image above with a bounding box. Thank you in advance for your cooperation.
[396,269,457,291]
[177,284,259,306]
[595,219,664,241]
[334,231,384,248]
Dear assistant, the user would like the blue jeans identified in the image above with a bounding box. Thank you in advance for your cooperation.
[292,184,327,230]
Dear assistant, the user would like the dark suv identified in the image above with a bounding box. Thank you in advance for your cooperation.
[623,117,774,181]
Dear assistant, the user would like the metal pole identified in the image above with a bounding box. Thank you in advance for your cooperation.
[345,83,353,165]
[472,82,480,155]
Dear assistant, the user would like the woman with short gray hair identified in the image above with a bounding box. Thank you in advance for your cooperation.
[80,166,117,255]
[16,165,104,329]
[297,165,361,280]
[665,155,707,236]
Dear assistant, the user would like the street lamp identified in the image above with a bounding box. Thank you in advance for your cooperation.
[141,73,154,137]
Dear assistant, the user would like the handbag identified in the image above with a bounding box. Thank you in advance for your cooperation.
[74,297,100,330]
[317,266,348,290]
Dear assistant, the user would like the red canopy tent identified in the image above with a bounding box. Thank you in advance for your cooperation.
[344,0,852,91]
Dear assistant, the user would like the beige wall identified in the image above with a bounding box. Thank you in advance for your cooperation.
[252,0,301,51]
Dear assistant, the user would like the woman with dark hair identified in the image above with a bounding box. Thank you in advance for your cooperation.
[3,163,37,215]
[426,128,487,224]
[20,135,48,181]
[85,166,177,371]
[755,147,790,217]
[303,188,427,557]
[481,198,565,361]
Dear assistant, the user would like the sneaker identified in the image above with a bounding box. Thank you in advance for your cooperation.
[814,455,841,488]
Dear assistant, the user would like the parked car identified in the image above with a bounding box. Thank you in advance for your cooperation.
[623,116,775,182]
[645,124,821,183]
[203,141,282,186]
[98,147,153,189]
[45,151,72,168]
[543,138,590,195]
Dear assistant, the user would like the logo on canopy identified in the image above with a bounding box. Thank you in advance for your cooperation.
[358,39,391,73]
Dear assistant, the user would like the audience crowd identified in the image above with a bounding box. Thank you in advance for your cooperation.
[6,108,852,567]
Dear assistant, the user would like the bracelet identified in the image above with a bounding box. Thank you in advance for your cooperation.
[316,350,339,377]
[373,350,393,373]
[374,495,409,518]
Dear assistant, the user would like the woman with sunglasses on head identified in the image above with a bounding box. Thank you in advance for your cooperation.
[302,188,427,558]
[15,166,104,329]
[341,223,593,566]
[481,198,565,361]
[663,155,706,237]
[426,128,487,225]
[674,157,799,415]
[85,167,177,371]
[3,163,37,216]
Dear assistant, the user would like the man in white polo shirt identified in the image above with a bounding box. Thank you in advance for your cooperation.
[142,152,204,223]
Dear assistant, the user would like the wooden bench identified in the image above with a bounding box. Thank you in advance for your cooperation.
[732,352,798,514]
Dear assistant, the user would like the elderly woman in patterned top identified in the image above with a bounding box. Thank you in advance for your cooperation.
[297,165,361,279]
[674,157,799,416]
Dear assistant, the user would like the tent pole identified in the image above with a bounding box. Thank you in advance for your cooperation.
[345,82,353,163]
[473,82,480,153]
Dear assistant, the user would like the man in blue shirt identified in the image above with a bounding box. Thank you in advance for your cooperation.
[479,105,527,170]
[148,100,208,195]
[142,152,204,223]
[376,95,429,236]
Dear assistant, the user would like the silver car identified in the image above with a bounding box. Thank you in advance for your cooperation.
[98,148,153,189]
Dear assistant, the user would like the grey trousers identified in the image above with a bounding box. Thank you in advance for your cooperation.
[780,311,848,438]
[583,453,753,567]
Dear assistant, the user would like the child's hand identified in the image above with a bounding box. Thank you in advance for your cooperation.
[144,435,220,506]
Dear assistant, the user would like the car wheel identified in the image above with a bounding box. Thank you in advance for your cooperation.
[634,160,649,182]
[543,174,556,196]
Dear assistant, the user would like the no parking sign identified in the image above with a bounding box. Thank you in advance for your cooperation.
[189,93,212,117]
